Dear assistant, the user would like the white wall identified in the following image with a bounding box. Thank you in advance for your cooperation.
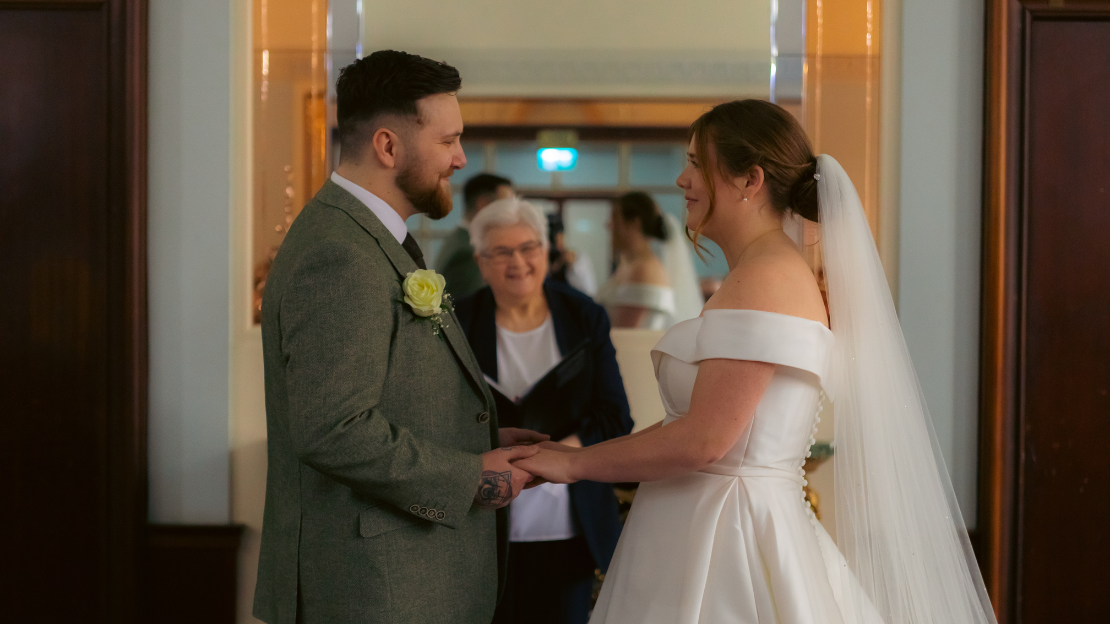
[898,0,984,528]
[148,0,235,524]
[361,0,773,97]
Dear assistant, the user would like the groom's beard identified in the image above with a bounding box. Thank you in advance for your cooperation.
[396,161,454,220]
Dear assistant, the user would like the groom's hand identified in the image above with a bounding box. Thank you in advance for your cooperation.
[498,427,550,447]
[474,446,539,510]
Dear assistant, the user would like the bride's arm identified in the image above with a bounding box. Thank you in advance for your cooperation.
[537,421,661,453]
[516,359,774,484]
[596,421,661,447]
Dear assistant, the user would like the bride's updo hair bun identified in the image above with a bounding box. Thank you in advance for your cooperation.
[789,158,820,223]
[617,191,669,241]
[688,100,819,245]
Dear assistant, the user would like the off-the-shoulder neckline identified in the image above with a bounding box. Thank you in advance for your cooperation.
[683,308,833,334]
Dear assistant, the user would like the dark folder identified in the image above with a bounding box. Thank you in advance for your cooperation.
[485,339,593,441]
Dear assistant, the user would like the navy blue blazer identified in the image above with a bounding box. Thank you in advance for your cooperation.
[455,280,634,572]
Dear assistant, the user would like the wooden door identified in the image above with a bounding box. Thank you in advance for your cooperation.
[0,1,146,622]
[981,2,1110,622]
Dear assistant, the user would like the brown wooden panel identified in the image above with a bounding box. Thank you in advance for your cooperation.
[0,9,110,618]
[1020,16,1110,622]
[460,125,692,142]
[458,98,780,127]
[5,0,104,7]
[980,3,1026,619]
[147,525,244,624]
[982,4,1110,622]
[0,1,146,622]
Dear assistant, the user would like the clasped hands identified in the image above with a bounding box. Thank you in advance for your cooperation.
[472,427,583,510]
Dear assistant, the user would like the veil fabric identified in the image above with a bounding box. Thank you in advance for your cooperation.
[816,155,996,624]
[660,212,705,323]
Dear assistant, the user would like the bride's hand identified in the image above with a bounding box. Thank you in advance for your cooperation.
[512,448,578,484]
[536,440,584,453]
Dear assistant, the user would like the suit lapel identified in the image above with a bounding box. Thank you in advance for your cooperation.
[316,180,492,402]
[441,309,496,408]
[468,289,499,380]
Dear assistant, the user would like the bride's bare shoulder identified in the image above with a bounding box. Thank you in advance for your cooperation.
[703,243,828,327]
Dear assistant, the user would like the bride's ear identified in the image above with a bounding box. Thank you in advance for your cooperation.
[729,165,765,202]
[742,166,765,198]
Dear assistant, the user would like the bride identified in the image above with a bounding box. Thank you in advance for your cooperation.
[515,100,996,624]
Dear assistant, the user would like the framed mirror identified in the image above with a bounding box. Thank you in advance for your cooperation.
[251,0,883,325]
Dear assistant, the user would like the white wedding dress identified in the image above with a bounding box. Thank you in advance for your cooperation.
[591,155,995,624]
[590,309,880,624]
[597,281,677,330]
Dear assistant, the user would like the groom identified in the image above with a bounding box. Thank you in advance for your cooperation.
[253,50,546,624]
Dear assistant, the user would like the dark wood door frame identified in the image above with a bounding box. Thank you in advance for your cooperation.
[110,1,149,620]
[979,2,1110,622]
[0,0,147,620]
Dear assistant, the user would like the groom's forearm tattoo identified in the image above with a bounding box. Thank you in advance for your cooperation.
[478,470,512,507]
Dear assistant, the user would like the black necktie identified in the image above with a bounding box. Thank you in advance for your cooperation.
[402,233,426,270]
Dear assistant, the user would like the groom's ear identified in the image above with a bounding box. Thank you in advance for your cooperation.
[371,126,401,169]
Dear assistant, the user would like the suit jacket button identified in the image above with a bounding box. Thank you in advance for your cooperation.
[409,504,420,513]
[477,412,490,424]
[436,511,446,520]
[419,507,428,516]
[426,508,436,518]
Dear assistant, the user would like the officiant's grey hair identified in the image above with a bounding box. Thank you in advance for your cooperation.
[468,198,549,254]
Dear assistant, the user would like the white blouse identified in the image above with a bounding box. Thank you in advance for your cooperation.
[492,316,578,542]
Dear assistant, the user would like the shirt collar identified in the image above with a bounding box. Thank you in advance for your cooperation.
[330,171,409,244]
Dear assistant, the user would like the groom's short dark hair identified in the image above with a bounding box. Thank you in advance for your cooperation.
[336,50,461,162]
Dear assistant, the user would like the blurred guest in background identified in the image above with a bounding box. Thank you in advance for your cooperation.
[455,197,633,624]
[700,276,723,302]
[547,212,598,297]
[435,172,514,299]
[597,191,677,329]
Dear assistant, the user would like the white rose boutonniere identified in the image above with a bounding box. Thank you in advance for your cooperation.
[402,269,453,336]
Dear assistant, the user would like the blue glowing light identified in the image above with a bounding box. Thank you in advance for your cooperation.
[537,148,578,172]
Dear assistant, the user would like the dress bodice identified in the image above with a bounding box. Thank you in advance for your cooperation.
[651,309,834,477]
[593,309,885,624]
[597,281,676,330]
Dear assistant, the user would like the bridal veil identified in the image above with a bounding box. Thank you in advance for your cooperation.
[816,154,997,624]
[660,212,705,323]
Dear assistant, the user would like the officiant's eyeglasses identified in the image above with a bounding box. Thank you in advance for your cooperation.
[482,241,545,264]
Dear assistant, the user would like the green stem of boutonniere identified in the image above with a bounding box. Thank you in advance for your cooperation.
[428,294,454,337]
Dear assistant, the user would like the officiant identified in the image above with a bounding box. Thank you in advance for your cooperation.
[454,197,634,624]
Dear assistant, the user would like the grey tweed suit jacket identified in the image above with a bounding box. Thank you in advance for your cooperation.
[253,180,506,624]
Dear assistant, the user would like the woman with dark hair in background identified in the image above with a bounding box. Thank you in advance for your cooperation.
[597,192,675,329]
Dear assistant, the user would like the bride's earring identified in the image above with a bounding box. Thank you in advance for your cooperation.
[742,196,749,201]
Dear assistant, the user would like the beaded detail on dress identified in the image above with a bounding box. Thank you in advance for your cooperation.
[801,389,826,527]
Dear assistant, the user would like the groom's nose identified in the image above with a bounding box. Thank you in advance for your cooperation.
[453,143,467,170]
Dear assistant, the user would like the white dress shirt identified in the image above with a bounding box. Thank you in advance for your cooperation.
[492,316,578,542]
[330,171,408,244]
